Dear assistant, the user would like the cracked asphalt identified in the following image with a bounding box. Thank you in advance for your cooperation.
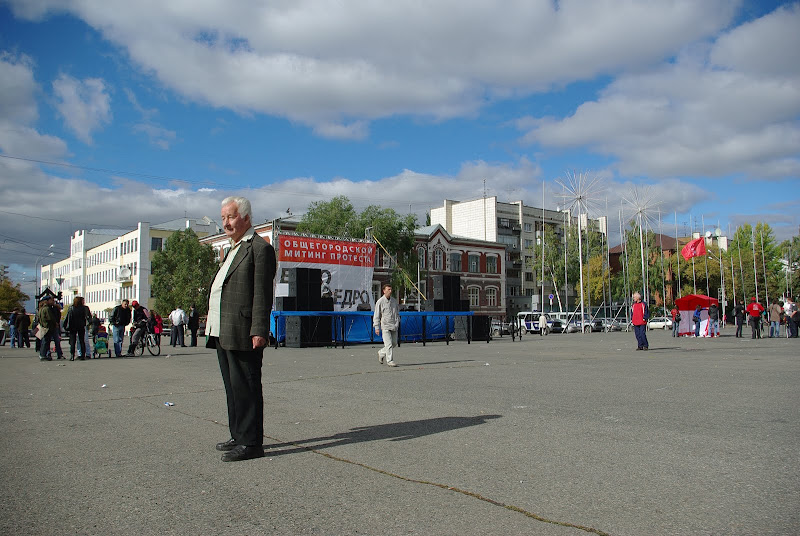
[1,328,798,535]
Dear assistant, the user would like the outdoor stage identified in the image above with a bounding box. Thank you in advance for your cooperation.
[270,310,482,348]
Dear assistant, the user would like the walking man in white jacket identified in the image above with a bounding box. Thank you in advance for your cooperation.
[373,283,400,367]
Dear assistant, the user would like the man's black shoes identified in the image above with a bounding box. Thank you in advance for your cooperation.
[216,438,237,451]
[221,444,264,462]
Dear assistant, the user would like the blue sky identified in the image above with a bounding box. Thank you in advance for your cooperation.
[0,0,798,291]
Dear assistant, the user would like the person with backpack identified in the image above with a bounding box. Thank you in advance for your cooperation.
[64,296,91,361]
[746,297,765,339]
[110,299,132,357]
[692,306,703,337]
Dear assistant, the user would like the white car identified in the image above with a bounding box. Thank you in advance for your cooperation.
[647,316,673,330]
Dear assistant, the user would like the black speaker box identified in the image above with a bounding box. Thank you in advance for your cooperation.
[471,316,491,340]
[275,297,296,311]
[433,299,447,311]
[460,299,470,312]
[319,297,334,312]
[284,315,333,348]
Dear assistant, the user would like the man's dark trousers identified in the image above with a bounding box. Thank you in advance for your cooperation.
[215,340,264,447]
[634,324,648,348]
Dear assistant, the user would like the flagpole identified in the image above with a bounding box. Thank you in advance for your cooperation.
[702,215,710,297]
[737,227,746,303]
[760,229,769,307]
[621,204,630,325]
[541,182,546,312]
[691,215,697,294]
[728,223,736,311]
[659,208,667,311]
[752,226,759,302]
[675,211,681,299]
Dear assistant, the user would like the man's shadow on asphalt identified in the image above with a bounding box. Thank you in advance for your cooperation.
[264,414,502,456]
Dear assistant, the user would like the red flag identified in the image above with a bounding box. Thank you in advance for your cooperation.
[681,237,707,260]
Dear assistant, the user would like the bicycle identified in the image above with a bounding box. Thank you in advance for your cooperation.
[132,327,161,356]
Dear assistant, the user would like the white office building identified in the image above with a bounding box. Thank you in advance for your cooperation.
[40,218,219,319]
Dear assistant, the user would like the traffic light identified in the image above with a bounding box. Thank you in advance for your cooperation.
[0,264,7,278]
[57,291,63,300]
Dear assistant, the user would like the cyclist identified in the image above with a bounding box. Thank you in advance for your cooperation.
[125,300,150,356]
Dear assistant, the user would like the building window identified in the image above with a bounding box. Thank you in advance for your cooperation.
[434,249,444,270]
[469,287,480,307]
[417,247,426,269]
[486,288,497,307]
[524,239,533,249]
[468,255,479,273]
[450,253,462,272]
[486,256,497,274]
[525,272,534,281]
[524,223,532,232]
[151,237,163,251]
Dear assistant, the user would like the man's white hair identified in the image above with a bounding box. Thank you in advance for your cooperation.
[221,196,252,221]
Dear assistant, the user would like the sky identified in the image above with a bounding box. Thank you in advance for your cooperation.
[1,0,798,296]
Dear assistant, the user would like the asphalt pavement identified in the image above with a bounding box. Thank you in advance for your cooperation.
[1,329,798,535]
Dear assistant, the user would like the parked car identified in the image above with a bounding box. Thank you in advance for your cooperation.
[565,314,604,333]
[491,320,516,336]
[648,316,673,330]
[516,312,563,334]
[602,318,623,332]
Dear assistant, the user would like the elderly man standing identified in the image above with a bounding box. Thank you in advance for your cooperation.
[206,196,276,462]
[631,291,649,351]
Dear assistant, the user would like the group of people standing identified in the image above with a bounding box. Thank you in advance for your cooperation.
[733,297,798,339]
[167,305,201,347]
[106,300,200,357]
[36,295,102,361]
[0,308,32,348]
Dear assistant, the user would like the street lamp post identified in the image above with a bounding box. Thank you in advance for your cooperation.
[35,246,55,297]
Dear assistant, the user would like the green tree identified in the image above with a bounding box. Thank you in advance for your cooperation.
[151,229,218,316]
[297,196,358,237]
[297,196,419,299]
[725,223,784,304]
[0,278,30,315]
[780,234,800,299]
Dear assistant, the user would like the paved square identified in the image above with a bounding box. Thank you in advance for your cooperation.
[1,329,798,535]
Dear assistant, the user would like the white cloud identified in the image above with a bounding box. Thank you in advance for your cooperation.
[53,74,112,144]
[6,0,737,133]
[312,121,368,141]
[133,123,177,150]
[0,53,69,160]
[520,4,800,180]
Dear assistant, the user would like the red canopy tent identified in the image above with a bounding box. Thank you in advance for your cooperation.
[675,294,718,310]
[675,294,719,337]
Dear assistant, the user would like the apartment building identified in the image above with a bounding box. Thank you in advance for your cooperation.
[431,197,606,315]
[40,218,219,319]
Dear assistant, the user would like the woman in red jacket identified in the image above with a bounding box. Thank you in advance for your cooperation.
[631,292,649,351]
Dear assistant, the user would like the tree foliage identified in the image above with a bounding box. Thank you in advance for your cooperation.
[151,229,218,316]
[0,278,30,315]
[297,195,419,297]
